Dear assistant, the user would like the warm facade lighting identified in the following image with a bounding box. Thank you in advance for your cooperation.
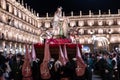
[98,20,103,26]
[70,21,76,27]
[78,20,84,27]
[87,20,94,26]
[106,20,113,26]
[45,22,50,28]
[98,29,103,34]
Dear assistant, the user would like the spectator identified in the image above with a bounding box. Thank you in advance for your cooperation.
[0,50,6,80]
[10,54,23,80]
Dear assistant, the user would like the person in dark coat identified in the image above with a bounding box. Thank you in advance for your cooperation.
[63,61,72,79]
[3,58,12,80]
[10,54,23,80]
[98,54,113,80]
[0,51,6,64]
[69,58,77,80]
[48,58,56,80]
[112,53,119,80]
[117,54,120,80]
[0,51,6,79]
[54,60,63,80]
[84,53,94,80]
[32,58,41,80]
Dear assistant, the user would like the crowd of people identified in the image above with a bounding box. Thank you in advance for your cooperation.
[0,49,120,80]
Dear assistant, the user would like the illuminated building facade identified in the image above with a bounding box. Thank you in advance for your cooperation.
[0,0,40,54]
[0,0,120,54]
[39,10,120,52]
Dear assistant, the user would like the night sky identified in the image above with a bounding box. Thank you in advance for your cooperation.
[23,0,120,17]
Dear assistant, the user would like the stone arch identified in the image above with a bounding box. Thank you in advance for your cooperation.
[92,36,109,50]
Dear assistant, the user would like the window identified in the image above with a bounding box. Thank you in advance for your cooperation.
[26,16,28,22]
[2,14,7,23]
[6,3,9,11]
[14,19,18,28]
[22,13,25,20]
[1,0,6,9]
[8,3,13,13]
[14,7,17,16]
[29,18,31,24]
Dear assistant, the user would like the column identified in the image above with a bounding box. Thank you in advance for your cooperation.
[15,43,19,54]
[21,44,25,55]
[14,43,17,54]
[11,42,15,54]
[18,43,22,54]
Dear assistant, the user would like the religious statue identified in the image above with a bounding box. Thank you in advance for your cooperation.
[52,7,69,38]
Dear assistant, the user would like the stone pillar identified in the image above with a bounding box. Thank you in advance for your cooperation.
[9,42,12,53]
[18,43,22,54]
[23,44,25,54]
[11,42,15,54]
[4,41,10,54]
[14,43,17,54]
[1,41,6,55]
[21,44,25,55]
[29,45,32,52]
[15,43,19,54]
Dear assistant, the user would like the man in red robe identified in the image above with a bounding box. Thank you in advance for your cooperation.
[75,44,87,80]
[40,41,51,80]
[22,45,32,80]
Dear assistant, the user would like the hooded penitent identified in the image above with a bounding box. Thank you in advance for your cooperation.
[59,45,67,66]
[63,44,69,62]
[75,44,86,77]
[22,45,32,80]
[40,41,51,79]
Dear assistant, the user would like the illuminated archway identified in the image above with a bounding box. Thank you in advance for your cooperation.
[92,36,109,51]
